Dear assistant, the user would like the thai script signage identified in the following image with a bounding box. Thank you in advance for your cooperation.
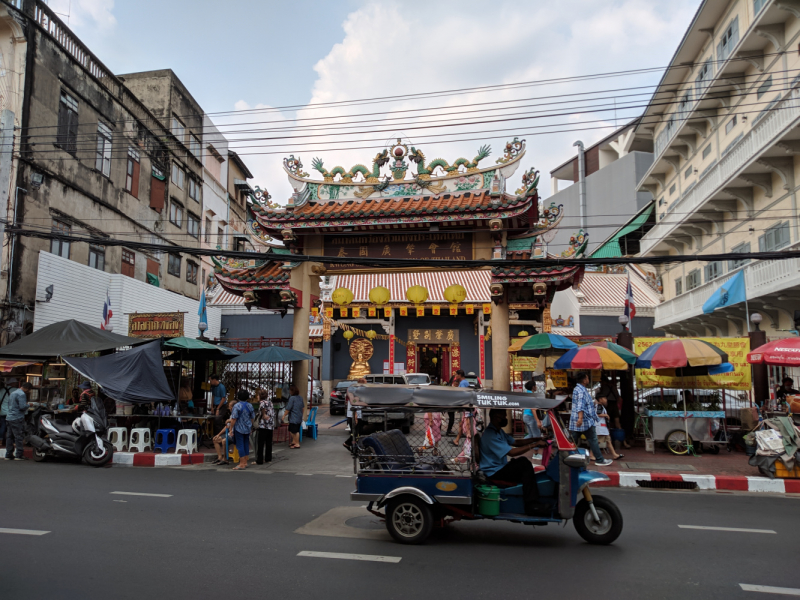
[128,312,184,338]
[323,232,472,271]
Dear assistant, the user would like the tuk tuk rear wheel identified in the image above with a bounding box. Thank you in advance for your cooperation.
[573,494,623,545]
[385,496,433,545]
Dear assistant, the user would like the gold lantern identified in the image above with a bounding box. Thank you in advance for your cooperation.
[366,330,377,340]
[368,286,391,306]
[331,287,354,306]
[432,357,438,365]
[406,285,429,305]
[443,284,467,304]
[518,330,529,337]
[343,330,354,342]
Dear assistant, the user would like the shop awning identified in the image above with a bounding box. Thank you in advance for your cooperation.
[0,359,41,372]
[591,203,654,258]
[0,320,150,359]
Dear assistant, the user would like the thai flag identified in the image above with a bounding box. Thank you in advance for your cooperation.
[623,271,636,330]
[101,289,112,330]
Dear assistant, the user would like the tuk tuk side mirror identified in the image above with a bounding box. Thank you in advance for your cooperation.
[563,453,588,469]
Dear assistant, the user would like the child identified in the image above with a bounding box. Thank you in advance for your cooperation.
[596,396,623,461]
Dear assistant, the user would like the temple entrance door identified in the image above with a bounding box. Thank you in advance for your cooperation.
[418,344,450,385]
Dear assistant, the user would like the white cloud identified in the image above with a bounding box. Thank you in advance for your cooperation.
[46,0,117,31]
[234,0,697,215]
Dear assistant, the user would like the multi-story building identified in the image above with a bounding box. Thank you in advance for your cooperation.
[226,151,254,252]
[0,1,206,341]
[200,115,229,288]
[548,119,654,256]
[634,0,800,338]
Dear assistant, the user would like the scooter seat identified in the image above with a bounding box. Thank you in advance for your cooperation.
[49,420,76,434]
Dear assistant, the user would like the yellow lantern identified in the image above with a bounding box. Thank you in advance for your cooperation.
[331,287,354,306]
[366,330,377,340]
[343,330,354,341]
[368,286,391,306]
[518,330,529,337]
[432,357,438,365]
[406,285,429,305]
[443,284,467,304]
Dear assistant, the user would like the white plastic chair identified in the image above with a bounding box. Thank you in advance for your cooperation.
[175,429,198,455]
[107,427,128,452]
[129,428,152,452]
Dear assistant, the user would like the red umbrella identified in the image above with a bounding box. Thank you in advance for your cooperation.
[747,338,800,366]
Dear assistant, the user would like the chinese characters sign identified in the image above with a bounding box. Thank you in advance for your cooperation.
[634,337,752,390]
[407,329,459,343]
[323,232,472,271]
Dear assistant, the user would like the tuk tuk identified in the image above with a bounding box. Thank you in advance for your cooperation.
[348,384,623,545]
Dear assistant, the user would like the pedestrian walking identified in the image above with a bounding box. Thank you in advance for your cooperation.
[569,372,612,467]
[5,382,32,460]
[284,385,304,449]
[255,389,275,464]
[230,390,255,470]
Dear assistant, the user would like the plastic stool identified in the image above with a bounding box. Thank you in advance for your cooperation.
[175,429,197,454]
[108,427,128,452]
[154,429,177,454]
[129,428,152,452]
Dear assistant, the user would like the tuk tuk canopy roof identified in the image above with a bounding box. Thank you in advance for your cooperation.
[348,384,565,410]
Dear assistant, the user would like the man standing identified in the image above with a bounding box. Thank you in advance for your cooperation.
[5,382,32,460]
[446,370,470,436]
[480,409,547,515]
[0,380,9,447]
[569,373,612,467]
[210,375,227,416]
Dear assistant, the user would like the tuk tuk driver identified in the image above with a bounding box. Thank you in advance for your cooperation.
[480,409,548,515]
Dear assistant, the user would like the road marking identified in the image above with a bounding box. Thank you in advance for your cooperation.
[0,528,50,536]
[336,475,353,478]
[297,551,400,563]
[113,500,128,503]
[740,584,800,595]
[296,473,314,476]
[110,491,173,498]
[679,525,776,534]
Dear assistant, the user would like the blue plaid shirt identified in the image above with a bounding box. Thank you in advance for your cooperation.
[569,384,597,432]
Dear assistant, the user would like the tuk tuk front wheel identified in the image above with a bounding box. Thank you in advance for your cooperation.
[573,494,623,545]
[385,496,433,545]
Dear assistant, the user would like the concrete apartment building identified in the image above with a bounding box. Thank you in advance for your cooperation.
[200,115,229,288]
[635,0,800,338]
[548,120,654,256]
[226,151,254,253]
[0,1,218,340]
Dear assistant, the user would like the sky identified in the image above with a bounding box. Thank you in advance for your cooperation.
[46,0,700,231]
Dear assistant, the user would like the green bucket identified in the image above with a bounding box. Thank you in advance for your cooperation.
[476,485,501,516]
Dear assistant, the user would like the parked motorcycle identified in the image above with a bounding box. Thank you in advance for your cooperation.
[28,397,114,467]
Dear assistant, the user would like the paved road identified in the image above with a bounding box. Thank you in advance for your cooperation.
[2,458,800,599]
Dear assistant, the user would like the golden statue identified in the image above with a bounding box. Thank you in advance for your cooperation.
[348,338,374,380]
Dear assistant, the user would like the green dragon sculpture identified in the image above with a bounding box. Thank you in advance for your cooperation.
[408,144,491,179]
[311,149,389,183]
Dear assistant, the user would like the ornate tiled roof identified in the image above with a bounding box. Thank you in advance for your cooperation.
[491,264,582,283]
[250,190,533,231]
[214,262,289,293]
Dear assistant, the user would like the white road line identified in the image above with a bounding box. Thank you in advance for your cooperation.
[740,584,800,595]
[336,475,353,478]
[113,500,127,503]
[297,551,401,563]
[110,491,173,498]
[679,525,776,534]
[0,528,50,536]
[296,473,314,476]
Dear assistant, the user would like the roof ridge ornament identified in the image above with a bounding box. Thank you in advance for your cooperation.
[408,143,491,178]
[283,155,309,178]
[497,137,525,164]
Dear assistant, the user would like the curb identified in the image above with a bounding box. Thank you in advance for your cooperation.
[593,471,800,494]
[20,447,215,467]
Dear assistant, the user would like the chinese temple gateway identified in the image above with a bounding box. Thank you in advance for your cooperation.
[214,138,588,394]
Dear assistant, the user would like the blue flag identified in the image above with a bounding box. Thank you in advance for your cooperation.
[198,287,208,335]
[702,270,746,314]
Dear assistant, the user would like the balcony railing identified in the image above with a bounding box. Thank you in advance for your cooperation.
[641,87,800,256]
[654,256,800,328]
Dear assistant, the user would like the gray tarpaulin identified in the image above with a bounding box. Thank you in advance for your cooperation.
[63,340,175,403]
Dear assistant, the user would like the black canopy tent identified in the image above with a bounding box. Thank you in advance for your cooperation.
[348,385,566,410]
[0,320,149,359]
[62,340,175,404]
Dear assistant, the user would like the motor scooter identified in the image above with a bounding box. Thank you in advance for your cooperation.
[28,397,114,467]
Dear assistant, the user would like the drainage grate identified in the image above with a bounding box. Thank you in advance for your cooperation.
[636,480,698,490]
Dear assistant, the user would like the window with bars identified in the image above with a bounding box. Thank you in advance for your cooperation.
[125,147,140,197]
[57,91,79,155]
[686,269,701,291]
[96,121,112,177]
[168,254,181,277]
[187,213,200,238]
[121,248,135,277]
[186,261,198,285]
[88,245,105,271]
[50,219,71,258]
[171,163,184,189]
[169,201,184,228]
[717,16,739,62]
[729,242,751,270]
